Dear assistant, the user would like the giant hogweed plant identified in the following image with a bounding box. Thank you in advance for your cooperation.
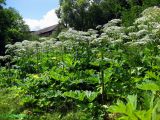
[1,6,160,119]
[5,38,58,74]
[57,6,160,117]
[108,68,160,120]
[108,94,160,120]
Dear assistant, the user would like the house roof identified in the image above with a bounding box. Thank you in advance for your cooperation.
[33,24,58,35]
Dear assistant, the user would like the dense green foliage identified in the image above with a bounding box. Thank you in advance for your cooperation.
[0,0,30,55]
[57,0,160,30]
[0,6,160,120]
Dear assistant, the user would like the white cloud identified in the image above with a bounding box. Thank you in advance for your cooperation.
[24,9,59,31]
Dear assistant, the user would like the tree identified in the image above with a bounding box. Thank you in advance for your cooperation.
[57,0,160,30]
[0,0,5,7]
[0,2,30,55]
[99,0,122,21]
[57,0,127,30]
[121,0,160,26]
[6,8,30,43]
[87,3,104,28]
[58,0,102,30]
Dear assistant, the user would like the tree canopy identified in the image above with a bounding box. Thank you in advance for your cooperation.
[0,1,30,55]
[57,0,160,30]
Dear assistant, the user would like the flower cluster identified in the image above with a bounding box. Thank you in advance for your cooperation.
[4,7,160,64]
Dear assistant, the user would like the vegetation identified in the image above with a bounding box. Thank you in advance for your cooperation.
[0,0,30,55]
[57,0,160,30]
[1,0,160,119]
[0,5,160,119]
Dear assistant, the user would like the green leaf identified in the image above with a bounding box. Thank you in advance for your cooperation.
[50,71,69,82]
[137,82,160,91]
[126,95,137,111]
[85,91,98,102]
[152,99,160,120]
[104,68,112,83]
[117,116,129,120]
[145,71,160,81]
[63,90,85,101]
[145,109,152,120]
[134,109,152,120]
[108,100,126,114]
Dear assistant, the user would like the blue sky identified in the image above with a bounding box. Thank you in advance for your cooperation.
[6,0,60,31]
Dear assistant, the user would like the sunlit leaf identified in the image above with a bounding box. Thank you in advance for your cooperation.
[137,82,160,91]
